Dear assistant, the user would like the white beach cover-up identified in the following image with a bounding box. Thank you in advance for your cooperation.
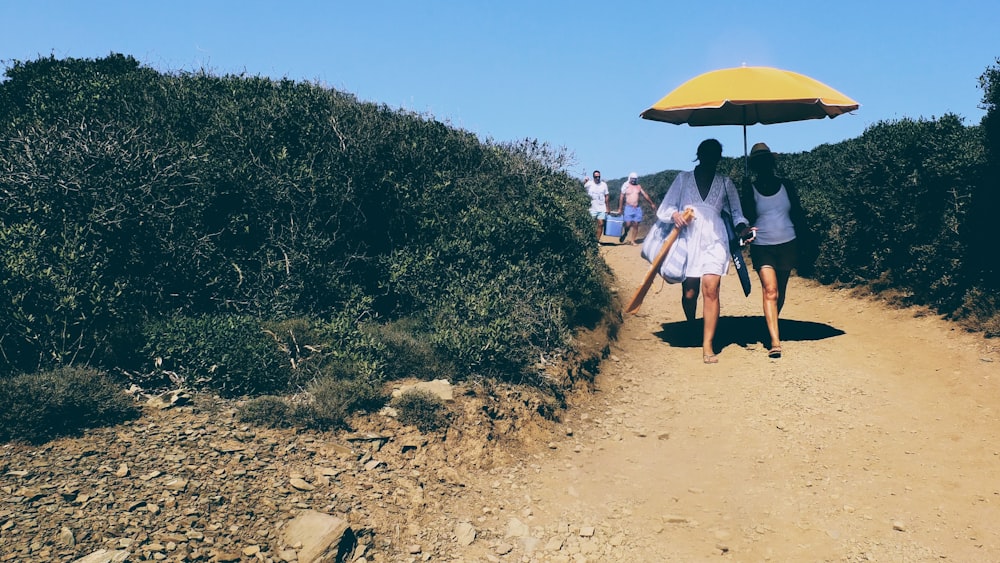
[653,170,747,279]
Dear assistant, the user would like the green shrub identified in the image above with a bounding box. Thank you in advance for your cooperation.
[392,389,448,433]
[294,375,387,431]
[0,366,140,444]
[141,314,291,398]
[367,318,456,382]
[237,395,295,428]
[955,287,1000,337]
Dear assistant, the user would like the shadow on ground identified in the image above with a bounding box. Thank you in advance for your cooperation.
[654,315,845,349]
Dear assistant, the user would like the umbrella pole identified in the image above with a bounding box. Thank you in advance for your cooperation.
[742,108,749,181]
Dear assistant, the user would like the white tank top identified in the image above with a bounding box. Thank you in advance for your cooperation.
[752,184,796,245]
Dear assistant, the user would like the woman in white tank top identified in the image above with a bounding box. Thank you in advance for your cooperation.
[743,143,808,359]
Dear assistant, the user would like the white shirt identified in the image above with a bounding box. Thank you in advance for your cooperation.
[585,180,609,213]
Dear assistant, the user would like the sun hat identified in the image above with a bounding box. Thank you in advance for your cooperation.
[628,172,638,179]
[749,142,773,159]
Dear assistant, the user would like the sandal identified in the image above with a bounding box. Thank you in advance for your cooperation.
[768,346,782,359]
[703,354,719,364]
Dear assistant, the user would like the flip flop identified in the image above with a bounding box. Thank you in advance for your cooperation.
[768,347,782,359]
[703,354,719,364]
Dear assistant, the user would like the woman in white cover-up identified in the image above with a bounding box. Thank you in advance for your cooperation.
[656,139,753,364]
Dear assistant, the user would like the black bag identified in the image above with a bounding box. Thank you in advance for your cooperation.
[722,210,752,297]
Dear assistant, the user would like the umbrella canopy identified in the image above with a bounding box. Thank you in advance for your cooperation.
[640,65,859,126]
[640,65,859,174]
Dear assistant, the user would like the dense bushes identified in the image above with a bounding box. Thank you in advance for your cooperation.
[0,55,611,407]
[973,58,1000,291]
[775,114,991,329]
[0,366,140,444]
[140,315,293,397]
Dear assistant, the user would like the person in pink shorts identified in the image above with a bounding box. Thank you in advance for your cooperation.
[615,172,656,245]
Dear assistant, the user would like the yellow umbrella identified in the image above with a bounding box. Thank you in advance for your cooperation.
[640,65,859,165]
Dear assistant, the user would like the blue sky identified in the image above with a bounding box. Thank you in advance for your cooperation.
[2,1,998,177]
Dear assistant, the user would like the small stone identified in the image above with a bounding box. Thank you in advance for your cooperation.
[289,478,315,491]
[163,478,188,492]
[211,440,246,453]
[126,500,147,511]
[115,464,129,477]
[408,544,422,554]
[893,521,906,531]
[579,526,596,537]
[455,522,476,546]
[58,526,75,547]
[506,518,529,538]
[72,550,130,563]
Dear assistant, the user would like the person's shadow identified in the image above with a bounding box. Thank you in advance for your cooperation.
[654,315,844,349]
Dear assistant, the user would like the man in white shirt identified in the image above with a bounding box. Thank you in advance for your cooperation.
[583,170,609,243]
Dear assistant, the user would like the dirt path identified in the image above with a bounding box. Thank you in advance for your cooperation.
[439,241,1000,562]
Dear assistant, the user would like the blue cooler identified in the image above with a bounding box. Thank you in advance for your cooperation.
[604,213,624,238]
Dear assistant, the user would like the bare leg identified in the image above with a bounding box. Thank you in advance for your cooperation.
[701,274,721,360]
[776,269,791,313]
[596,219,604,242]
[627,221,639,244]
[758,266,781,350]
[681,277,700,322]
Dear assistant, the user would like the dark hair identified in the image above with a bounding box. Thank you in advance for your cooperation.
[696,139,723,161]
[749,152,775,170]
[593,170,601,175]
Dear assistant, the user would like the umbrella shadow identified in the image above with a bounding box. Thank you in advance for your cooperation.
[654,315,845,349]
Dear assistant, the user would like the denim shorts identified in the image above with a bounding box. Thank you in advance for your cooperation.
[589,210,607,220]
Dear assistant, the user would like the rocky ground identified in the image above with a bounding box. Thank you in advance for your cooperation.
[0,329,604,563]
[0,375,588,563]
[3,238,1000,563]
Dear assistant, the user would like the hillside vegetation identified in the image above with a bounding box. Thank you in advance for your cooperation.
[0,54,612,442]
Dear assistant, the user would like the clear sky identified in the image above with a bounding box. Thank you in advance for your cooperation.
[2,1,997,177]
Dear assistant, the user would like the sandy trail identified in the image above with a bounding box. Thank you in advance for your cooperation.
[445,240,1000,562]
